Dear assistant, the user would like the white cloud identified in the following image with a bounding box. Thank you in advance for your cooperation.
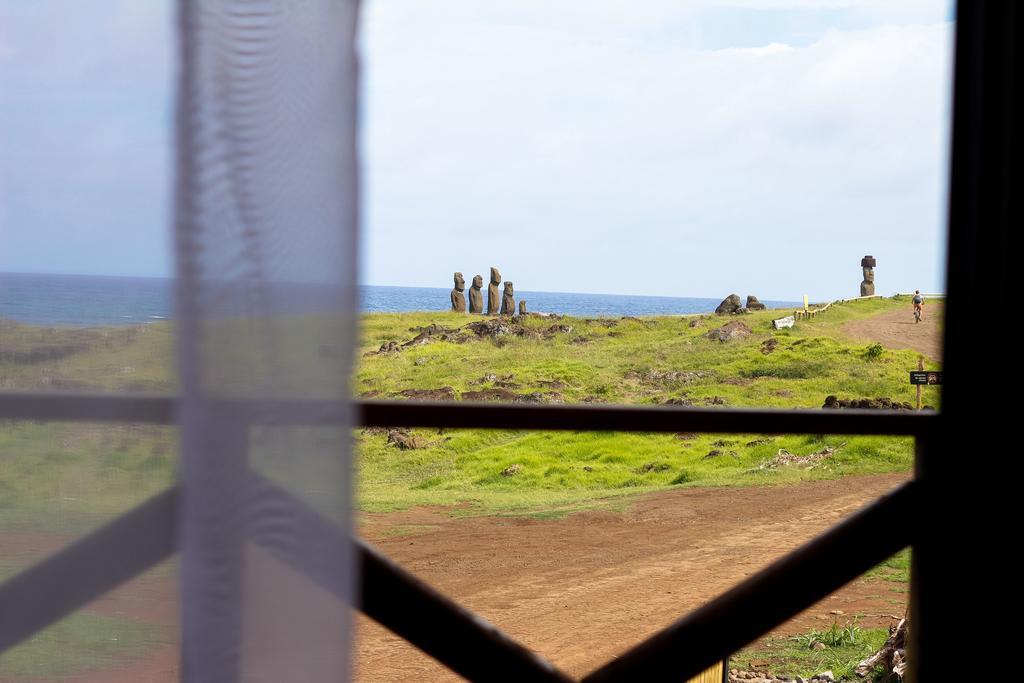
[361,2,953,299]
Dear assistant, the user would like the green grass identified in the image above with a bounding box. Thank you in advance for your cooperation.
[355,298,934,513]
[0,612,164,680]
[732,622,890,680]
[0,297,937,522]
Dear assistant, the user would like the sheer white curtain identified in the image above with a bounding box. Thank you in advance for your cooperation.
[174,1,360,680]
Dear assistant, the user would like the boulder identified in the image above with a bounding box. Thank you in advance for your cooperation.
[706,321,753,342]
[746,295,766,311]
[715,294,742,315]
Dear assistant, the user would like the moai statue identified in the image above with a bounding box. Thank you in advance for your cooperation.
[501,282,515,316]
[519,300,527,316]
[450,272,466,312]
[487,267,502,315]
[860,255,876,296]
[468,274,484,314]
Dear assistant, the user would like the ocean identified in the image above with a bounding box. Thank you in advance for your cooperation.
[0,273,800,327]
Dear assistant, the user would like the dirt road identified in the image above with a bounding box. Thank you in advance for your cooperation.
[842,301,943,361]
[1,474,909,682]
[355,473,909,680]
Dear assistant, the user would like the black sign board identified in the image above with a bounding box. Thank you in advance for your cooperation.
[910,371,943,385]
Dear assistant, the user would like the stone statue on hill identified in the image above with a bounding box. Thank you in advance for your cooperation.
[450,272,466,312]
[501,282,515,315]
[487,267,502,315]
[469,274,484,314]
[860,255,876,296]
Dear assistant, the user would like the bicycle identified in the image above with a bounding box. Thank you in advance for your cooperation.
[913,304,922,323]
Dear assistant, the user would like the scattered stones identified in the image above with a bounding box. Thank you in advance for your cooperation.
[760,442,845,469]
[451,272,466,312]
[688,318,705,328]
[637,462,671,473]
[624,369,712,385]
[663,397,694,406]
[745,438,773,447]
[746,295,766,311]
[469,274,484,314]
[703,449,738,460]
[675,432,699,440]
[397,387,456,401]
[712,439,736,447]
[466,318,517,338]
[761,338,779,354]
[501,282,516,316]
[387,428,425,450]
[544,324,574,337]
[501,463,522,477]
[535,379,566,389]
[487,267,502,315]
[494,379,521,389]
[368,340,400,356]
[707,321,753,342]
[461,387,521,402]
[705,396,728,405]
[823,396,915,411]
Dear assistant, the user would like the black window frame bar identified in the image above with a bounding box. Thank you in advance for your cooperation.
[1,1,1018,680]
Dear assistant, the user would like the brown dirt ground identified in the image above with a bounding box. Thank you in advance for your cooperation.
[2,474,909,682]
[353,473,909,681]
[842,301,943,361]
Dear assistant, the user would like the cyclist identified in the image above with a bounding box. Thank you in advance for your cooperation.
[912,290,925,321]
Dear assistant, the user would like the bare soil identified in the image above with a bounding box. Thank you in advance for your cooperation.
[842,302,943,361]
[353,473,909,681]
[2,474,909,682]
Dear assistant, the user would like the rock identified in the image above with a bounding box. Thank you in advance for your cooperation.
[519,300,527,315]
[501,463,521,477]
[761,338,779,354]
[466,318,516,338]
[706,321,753,342]
[487,267,502,315]
[387,428,424,450]
[715,293,742,315]
[469,274,484,313]
[746,295,767,310]
[501,282,516,315]
[772,315,795,329]
[461,388,521,402]
[816,671,834,682]
[703,449,724,459]
[688,318,704,328]
[397,387,456,401]
[812,641,826,650]
[450,272,466,312]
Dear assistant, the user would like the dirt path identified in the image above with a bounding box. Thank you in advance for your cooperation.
[842,301,943,361]
[1,473,909,681]
[354,473,909,681]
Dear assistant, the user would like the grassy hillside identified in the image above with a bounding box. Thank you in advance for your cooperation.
[0,297,939,526]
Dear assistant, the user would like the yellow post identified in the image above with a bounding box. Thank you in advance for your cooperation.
[686,661,724,683]
[803,294,809,311]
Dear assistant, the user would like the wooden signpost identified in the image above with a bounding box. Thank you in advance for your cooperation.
[909,357,942,410]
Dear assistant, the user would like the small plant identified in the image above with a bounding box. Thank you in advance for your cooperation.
[791,619,862,649]
[862,343,885,361]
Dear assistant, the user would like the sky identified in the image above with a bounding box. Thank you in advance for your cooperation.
[1,0,954,300]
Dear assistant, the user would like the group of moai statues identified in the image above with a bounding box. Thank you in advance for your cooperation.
[450,267,525,315]
[860,255,876,296]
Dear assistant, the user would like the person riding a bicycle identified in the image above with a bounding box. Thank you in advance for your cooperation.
[912,290,925,321]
